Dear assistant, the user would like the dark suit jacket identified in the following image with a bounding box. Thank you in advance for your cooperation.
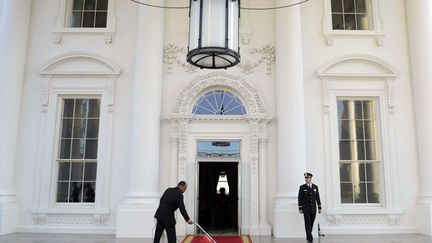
[298,183,322,214]
[154,187,190,225]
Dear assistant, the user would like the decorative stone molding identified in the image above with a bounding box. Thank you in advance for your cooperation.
[341,215,388,225]
[321,78,331,114]
[249,121,260,175]
[163,44,275,75]
[40,52,121,111]
[318,54,398,115]
[163,44,198,74]
[386,78,395,115]
[327,215,343,226]
[172,72,266,115]
[33,213,109,225]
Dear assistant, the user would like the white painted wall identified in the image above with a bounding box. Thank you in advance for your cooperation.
[5,0,424,237]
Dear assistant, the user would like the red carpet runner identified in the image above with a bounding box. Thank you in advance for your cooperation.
[182,235,252,243]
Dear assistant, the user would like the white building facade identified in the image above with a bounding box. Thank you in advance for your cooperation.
[1,0,432,238]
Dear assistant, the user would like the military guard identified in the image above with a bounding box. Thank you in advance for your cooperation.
[298,173,322,242]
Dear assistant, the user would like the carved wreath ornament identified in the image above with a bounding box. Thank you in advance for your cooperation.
[163,44,275,75]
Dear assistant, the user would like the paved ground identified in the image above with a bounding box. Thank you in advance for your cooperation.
[0,233,432,243]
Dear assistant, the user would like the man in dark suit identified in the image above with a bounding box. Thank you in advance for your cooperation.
[154,181,193,243]
[298,173,322,242]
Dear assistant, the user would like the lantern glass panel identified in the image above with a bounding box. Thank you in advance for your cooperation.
[201,0,226,48]
[188,0,200,50]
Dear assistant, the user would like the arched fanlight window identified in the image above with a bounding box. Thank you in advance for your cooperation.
[192,90,246,115]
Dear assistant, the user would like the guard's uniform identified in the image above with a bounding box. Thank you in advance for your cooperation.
[298,183,321,242]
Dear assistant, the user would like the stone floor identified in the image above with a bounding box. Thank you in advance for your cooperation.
[0,234,432,243]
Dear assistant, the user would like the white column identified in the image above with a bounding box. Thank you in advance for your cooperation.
[273,0,307,238]
[0,0,32,235]
[116,4,165,238]
[405,0,432,235]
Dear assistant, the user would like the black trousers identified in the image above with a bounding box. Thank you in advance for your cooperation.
[154,220,176,243]
[303,211,316,241]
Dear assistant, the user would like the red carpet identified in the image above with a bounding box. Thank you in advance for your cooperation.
[182,235,252,243]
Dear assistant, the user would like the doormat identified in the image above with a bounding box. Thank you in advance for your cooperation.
[182,235,252,243]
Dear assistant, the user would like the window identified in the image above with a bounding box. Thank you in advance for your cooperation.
[337,99,380,204]
[331,0,371,30]
[68,0,109,28]
[216,173,230,195]
[192,90,246,115]
[56,98,100,203]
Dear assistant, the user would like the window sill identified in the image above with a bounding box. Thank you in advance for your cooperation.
[327,207,404,215]
[323,30,385,46]
[52,27,114,44]
[32,206,109,215]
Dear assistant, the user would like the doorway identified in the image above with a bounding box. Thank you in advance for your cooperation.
[197,162,239,235]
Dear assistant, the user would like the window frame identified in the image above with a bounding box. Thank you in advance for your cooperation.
[53,96,101,206]
[323,0,385,46]
[53,0,116,44]
[336,97,383,206]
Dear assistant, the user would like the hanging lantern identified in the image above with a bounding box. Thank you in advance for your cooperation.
[187,0,240,69]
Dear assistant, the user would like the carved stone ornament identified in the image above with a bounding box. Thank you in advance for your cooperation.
[172,71,266,116]
[163,44,275,75]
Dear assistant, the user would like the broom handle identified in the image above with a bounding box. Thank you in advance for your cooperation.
[194,222,217,243]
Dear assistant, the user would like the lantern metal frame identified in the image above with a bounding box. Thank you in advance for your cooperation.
[187,0,241,69]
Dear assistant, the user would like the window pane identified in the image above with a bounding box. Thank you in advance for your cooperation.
[63,99,75,117]
[337,100,350,119]
[88,99,100,118]
[339,120,352,139]
[82,12,95,27]
[339,163,352,181]
[57,182,70,202]
[84,162,97,181]
[332,14,344,30]
[71,162,84,181]
[355,0,366,13]
[74,99,88,118]
[365,141,377,160]
[354,182,366,203]
[355,120,365,139]
[61,119,73,138]
[85,140,98,159]
[341,183,353,203]
[354,101,363,119]
[71,139,85,159]
[356,141,366,160]
[86,119,99,138]
[59,139,72,159]
[344,14,356,30]
[95,12,107,28]
[363,121,375,139]
[58,162,71,181]
[73,0,84,10]
[363,100,374,119]
[73,119,87,138]
[365,163,379,182]
[357,14,369,30]
[97,0,109,10]
[343,0,355,12]
[339,141,353,160]
[357,162,366,181]
[331,0,343,12]
[69,181,83,202]
[367,183,380,203]
[84,0,96,10]
[70,12,82,27]
[83,182,96,202]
